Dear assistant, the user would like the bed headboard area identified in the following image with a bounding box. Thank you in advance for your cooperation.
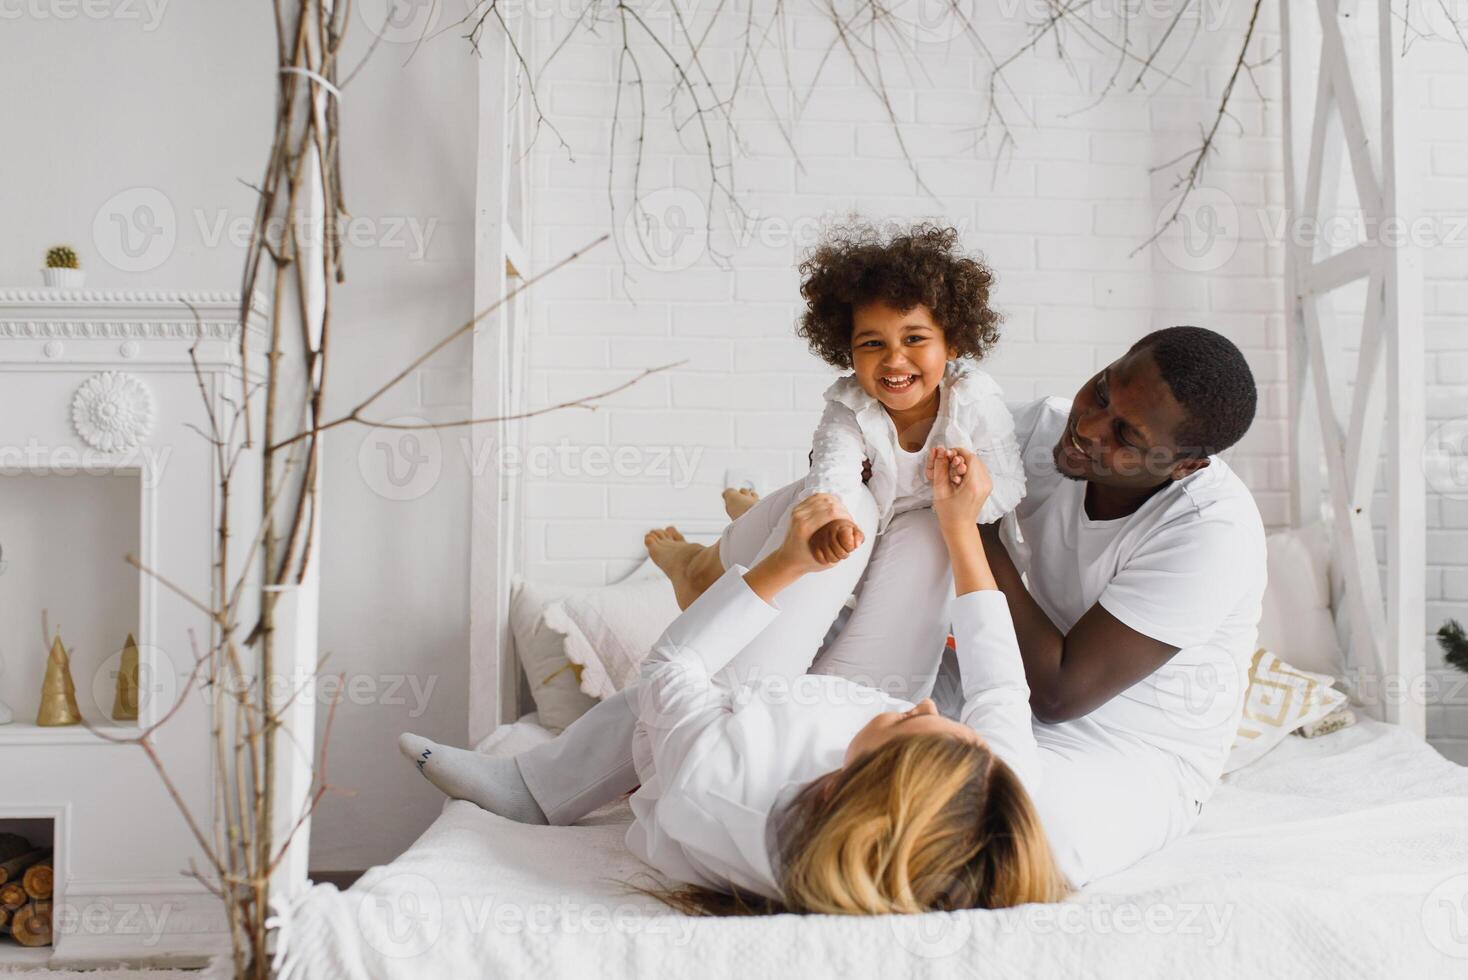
[1279,0,1427,736]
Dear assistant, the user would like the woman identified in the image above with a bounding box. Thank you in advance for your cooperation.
[405,449,1071,914]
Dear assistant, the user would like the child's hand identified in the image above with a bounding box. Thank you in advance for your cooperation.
[924,446,968,486]
[808,518,864,566]
[930,446,992,529]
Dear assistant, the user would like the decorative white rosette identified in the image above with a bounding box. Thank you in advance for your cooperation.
[71,370,155,452]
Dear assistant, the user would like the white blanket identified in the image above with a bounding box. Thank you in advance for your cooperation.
[273,718,1468,979]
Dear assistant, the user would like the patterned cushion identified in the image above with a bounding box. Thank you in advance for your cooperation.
[1224,648,1348,773]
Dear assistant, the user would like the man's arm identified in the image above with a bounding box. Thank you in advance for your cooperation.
[977,523,1179,723]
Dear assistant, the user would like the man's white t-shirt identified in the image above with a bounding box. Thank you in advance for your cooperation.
[1003,397,1268,802]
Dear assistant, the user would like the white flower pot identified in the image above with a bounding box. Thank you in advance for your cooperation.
[42,267,85,288]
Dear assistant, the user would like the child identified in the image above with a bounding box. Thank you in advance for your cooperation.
[795,221,1024,562]
[644,221,1024,609]
[630,449,1067,914]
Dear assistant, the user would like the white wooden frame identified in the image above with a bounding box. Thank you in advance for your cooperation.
[468,6,534,746]
[1280,0,1426,735]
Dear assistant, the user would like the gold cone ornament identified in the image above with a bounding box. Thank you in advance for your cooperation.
[112,632,139,721]
[37,636,81,726]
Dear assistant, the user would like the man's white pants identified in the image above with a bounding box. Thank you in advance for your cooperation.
[517,478,954,824]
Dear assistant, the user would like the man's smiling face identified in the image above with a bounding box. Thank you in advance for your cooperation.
[1054,347,1209,489]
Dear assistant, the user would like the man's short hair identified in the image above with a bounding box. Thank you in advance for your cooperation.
[1129,326,1257,458]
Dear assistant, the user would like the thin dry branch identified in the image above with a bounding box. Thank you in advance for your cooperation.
[1131,0,1267,257]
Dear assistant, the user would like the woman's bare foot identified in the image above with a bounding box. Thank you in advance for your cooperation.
[645,527,723,610]
[722,486,760,520]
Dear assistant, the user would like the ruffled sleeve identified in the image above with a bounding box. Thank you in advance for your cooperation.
[799,375,871,511]
[944,364,1026,524]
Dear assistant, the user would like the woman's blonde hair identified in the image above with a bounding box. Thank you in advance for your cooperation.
[644,733,1070,916]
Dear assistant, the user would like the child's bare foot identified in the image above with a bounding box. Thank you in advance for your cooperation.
[808,518,864,565]
[722,486,760,520]
[645,526,722,610]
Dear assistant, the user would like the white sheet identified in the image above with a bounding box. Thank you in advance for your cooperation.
[273,716,1468,979]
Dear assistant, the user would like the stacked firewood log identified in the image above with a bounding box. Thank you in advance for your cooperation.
[0,833,53,947]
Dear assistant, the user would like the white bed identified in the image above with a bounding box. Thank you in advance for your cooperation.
[274,710,1468,979]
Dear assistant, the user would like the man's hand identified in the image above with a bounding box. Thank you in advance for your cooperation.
[930,446,992,531]
[808,518,864,566]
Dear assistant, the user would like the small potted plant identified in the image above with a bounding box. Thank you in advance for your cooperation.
[43,245,85,288]
[1441,619,1467,674]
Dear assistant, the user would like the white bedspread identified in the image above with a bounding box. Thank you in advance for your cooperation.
[273,717,1468,979]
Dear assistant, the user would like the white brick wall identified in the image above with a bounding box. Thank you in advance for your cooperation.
[1417,30,1468,764]
[522,3,1468,758]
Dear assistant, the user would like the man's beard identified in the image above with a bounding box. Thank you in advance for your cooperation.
[1052,443,1087,482]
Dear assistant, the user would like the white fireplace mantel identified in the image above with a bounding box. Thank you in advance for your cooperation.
[0,288,269,967]
[0,289,270,371]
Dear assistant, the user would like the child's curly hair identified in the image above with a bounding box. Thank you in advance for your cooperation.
[797,221,1001,369]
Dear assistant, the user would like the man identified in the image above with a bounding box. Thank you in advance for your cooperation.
[401,325,1265,887]
[937,325,1266,883]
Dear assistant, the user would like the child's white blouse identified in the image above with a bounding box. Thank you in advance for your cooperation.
[801,359,1027,532]
[624,565,1038,903]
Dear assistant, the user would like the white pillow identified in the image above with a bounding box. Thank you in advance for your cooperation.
[545,574,683,700]
[508,578,599,732]
[1256,525,1342,678]
[1224,648,1347,773]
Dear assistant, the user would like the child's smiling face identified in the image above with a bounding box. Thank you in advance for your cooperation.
[849,302,956,416]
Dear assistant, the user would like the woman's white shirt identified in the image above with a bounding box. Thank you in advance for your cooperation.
[626,565,1034,902]
[802,359,1026,532]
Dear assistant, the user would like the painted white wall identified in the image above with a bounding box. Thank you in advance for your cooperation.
[0,6,481,871]
[2,0,1463,874]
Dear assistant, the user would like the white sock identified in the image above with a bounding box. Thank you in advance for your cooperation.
[398,733,548,825]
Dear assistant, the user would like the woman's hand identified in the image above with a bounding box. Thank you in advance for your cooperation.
[745,493,861,603]
[931,448,999,596]
[930,447,992,531]
[808,518,863,566]
[776,494,861,573]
